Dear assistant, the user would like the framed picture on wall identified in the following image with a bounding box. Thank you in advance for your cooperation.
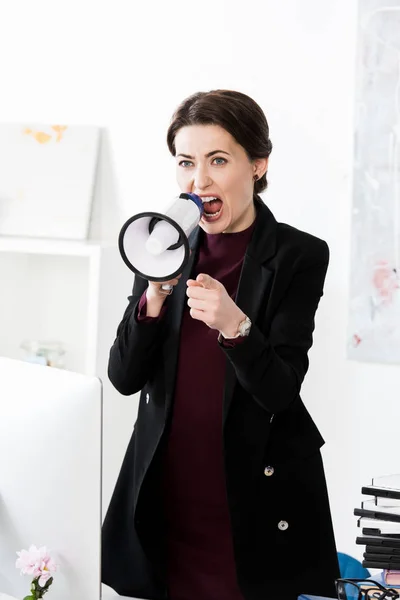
[0,123,100,240]
[347,0,400,364]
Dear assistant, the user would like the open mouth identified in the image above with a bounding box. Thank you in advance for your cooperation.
[201,196,223,221]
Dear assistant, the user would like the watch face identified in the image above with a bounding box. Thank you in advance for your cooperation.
[239,318,251,336]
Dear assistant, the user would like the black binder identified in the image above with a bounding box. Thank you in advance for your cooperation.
[362,486,400,500]
[361,528,400,538]
[365,545,400,555]
[364,552,400,562]
[356,536,400,548]
[354,508,400,523]
[363,559,400,569]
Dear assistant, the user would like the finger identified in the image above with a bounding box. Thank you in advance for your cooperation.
[161,277,180,287]
[187,278,203,287]
[150,277,178,286]
[187,298,208,311]
[186,286,209,299]
[196,273,217,289]
[189,307,206,321]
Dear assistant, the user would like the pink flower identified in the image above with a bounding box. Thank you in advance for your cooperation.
[16,545,57,587]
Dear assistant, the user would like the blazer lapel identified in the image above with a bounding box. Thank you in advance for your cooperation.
[223,201,278,425]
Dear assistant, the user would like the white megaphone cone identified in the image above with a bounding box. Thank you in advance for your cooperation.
[118,193,203,290]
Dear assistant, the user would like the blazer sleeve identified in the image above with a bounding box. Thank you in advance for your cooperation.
[219,243,329,414]
[108,275,168,396]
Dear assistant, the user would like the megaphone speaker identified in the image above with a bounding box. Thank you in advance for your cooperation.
[119,192,204,283]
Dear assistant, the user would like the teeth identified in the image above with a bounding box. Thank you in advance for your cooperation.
[201,196,219,203]
[204,209,221,218]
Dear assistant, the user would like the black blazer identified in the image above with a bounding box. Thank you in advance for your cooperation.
[102,200,339,600]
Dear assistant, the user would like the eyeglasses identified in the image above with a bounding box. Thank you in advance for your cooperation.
[336,578,400,600]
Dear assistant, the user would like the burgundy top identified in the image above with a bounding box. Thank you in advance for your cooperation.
[138,221,255,600]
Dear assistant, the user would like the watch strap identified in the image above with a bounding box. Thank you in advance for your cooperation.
[219,316,251,340]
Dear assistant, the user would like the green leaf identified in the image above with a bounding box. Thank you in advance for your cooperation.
[42,577,53,590]
[23,595,34,600]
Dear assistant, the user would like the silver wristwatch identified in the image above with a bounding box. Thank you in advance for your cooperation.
[220,316,252,340]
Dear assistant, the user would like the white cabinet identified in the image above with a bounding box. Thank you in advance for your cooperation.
[0,237,124,374]
[0,237,139,516]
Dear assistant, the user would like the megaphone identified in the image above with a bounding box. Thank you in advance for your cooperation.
[118,192,204,291]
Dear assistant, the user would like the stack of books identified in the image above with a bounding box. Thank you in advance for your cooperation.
[354,474,400,589]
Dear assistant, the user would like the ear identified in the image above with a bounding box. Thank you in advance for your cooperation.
[253,157,269,180]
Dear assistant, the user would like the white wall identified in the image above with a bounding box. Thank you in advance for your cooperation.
[2,0,399,561]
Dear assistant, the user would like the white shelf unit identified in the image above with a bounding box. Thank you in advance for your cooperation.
[0,236,139,517]
[0,238,119,374]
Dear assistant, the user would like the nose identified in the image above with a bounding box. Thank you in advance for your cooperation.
[193,165,212,190]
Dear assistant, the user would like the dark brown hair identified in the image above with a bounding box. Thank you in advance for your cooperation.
[167,89,273,195]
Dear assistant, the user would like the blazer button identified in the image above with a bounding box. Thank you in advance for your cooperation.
[278,520,289,531]
[264,466,274,477]
[145,393,150,404]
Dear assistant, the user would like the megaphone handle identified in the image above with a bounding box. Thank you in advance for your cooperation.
[161,284,173,295]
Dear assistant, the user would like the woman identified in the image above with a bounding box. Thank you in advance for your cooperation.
[102,90,340,600]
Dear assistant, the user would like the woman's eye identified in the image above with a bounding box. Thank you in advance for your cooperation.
[178,160,193,168]
[212,157,227,165]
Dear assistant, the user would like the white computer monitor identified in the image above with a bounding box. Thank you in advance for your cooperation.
[0,357,102,600]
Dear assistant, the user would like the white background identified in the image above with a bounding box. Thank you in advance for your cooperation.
[1,0,399,561]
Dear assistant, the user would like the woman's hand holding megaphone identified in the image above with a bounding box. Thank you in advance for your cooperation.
[145,275,182,317]
[149,276,182,297]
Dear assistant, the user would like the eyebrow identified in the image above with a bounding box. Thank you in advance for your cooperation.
[177,150,231,159]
